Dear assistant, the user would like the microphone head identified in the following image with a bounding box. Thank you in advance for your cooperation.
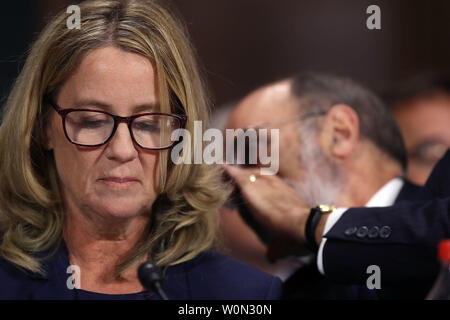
[138,262,163,290]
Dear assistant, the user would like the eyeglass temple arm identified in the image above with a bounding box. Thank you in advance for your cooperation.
[43,95,64,113]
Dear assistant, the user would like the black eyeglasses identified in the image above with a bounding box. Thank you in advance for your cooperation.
[45,97,187,150]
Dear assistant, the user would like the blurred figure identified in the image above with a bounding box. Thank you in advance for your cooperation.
[219,80,305,280]
[222,73,430,299]
[386,72,450,185]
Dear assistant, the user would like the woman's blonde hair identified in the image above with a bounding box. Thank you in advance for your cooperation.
[0,0,230,276]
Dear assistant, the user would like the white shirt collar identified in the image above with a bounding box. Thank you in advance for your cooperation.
[318,177,405,276]
[364,177,404,207]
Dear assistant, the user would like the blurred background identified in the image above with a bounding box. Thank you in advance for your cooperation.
[0,0,449,185]
[1,0,449,106]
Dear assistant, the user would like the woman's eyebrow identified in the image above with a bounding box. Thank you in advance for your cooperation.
[72,99,160,112]
[133,103,160,113]
[72,99,111,109]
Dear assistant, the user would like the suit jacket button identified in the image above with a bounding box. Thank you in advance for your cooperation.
[356,226,369,238]
[344,227,358,236]
[379,226,392,239]
[368,226,380,238]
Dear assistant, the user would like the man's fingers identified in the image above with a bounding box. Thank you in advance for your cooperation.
[222,164,242,178]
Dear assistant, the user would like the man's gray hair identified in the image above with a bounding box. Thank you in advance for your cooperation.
[291,72,407,170]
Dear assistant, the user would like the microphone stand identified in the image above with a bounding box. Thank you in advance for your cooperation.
[138,262,169,300]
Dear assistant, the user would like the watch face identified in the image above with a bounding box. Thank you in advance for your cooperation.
[318,205,335,213]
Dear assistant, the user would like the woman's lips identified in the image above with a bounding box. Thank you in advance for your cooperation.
[99,177,139,188]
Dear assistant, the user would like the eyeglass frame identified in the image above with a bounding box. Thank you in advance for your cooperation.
[44,96,188,150]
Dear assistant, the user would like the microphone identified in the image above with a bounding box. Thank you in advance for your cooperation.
[138,262,169,300]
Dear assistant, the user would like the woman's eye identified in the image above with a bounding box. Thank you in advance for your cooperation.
[134,121,160,132]
[78,119,108,128]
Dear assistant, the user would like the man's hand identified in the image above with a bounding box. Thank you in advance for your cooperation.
[223,165,311,259]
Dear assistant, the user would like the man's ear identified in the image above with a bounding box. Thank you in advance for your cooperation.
[322,104,360,159]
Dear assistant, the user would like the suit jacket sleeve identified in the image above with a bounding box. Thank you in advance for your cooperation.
[322,149,450,286]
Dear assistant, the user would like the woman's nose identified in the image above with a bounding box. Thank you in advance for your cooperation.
[104,123,138,162]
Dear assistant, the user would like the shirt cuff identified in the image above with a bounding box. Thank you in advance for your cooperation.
[317,207,348,275]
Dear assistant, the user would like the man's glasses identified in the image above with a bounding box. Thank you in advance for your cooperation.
[233,111,327,167]
[45,97,187,150]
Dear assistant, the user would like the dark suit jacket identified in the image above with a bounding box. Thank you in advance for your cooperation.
[322,149,450,299]
[0,242,282,300]
[283,179,430,300]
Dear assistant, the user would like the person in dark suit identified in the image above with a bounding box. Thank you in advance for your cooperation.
[320,150,450,298]
[222,73,426,299]
[282,179,432,300]
[0,0,281,299]
[225,144,450,300]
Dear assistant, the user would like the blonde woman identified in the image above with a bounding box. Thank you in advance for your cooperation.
[0,0,281,299]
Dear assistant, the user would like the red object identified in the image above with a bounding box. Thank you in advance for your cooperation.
[438,240,450,261]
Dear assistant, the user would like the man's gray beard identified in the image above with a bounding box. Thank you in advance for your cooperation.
[284,131,342,207]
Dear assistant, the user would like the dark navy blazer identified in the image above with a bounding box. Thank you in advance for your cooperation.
[282,179,430,300]
[323,149,450,298]
[0,242,282,300]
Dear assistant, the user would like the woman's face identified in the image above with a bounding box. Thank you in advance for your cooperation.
[46,46,160,219]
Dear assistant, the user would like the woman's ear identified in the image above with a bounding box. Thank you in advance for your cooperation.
[323,104,360,159]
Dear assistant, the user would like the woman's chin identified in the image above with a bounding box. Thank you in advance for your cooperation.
[79,188,156,220]
[88,199,151,220]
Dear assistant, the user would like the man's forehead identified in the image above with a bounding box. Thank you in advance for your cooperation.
[228,102,298,130]
[227,84,298,129]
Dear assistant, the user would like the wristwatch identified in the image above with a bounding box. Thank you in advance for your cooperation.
[305,205,335,253]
